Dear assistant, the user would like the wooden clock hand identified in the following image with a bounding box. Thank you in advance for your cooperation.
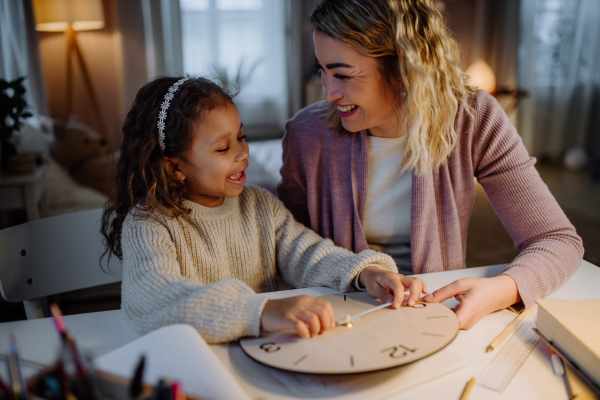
[335,302,393,326]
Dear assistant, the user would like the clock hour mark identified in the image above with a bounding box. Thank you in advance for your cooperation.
[422,332,444,337]
[293,354,308,366]
[344,295,346,301]
[413,303,427,308]
[350,356,354,367]
[381,346,407,359]
[426,315,448,319]
[399,344,417,353]
[259,342,281,353]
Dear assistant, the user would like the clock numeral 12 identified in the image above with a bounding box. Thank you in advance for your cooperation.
[259,342,281,353]
[381,344,417,359]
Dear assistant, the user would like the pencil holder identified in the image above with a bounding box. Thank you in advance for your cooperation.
[26,363,208,400]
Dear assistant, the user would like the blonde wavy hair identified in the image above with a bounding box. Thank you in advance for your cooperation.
[310,0,476,175]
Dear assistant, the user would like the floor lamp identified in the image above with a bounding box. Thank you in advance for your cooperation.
[33,0,107,137]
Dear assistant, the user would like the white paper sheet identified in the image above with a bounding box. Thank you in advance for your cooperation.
[94,324,251,400]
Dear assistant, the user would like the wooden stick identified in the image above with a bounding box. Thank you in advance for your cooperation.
[486,305,537,352]
[460,377,476,400]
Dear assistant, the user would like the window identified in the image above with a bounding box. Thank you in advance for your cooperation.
[180,0,287,137]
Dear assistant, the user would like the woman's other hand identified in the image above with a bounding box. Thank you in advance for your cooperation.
[422,275,522,329]
[359,267,428,309]
[260,295,335,338]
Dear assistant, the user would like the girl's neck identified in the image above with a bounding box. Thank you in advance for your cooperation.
[187,194,225,208]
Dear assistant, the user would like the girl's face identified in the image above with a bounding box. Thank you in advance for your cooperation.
[314,31,402,138]
[168,103,249,207]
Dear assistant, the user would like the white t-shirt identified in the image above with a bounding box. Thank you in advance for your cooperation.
[362,135,413,275]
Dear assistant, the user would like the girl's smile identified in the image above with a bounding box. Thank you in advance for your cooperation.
[227,169,247,185]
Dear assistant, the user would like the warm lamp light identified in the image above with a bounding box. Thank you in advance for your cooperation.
[33,0,105,32]
[32,0,107,136]
[466,59,496,94]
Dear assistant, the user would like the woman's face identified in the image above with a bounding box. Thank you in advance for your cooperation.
[314,31,401,138]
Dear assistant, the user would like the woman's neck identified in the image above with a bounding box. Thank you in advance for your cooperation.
[366,103,406,138]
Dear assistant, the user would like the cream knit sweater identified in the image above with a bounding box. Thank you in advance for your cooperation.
[121,185,397,344]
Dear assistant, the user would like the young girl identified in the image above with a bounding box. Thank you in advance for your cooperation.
[101,76,427,344]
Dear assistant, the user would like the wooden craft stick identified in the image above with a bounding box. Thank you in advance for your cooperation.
[460,377,476,400]
[486,305,537,352]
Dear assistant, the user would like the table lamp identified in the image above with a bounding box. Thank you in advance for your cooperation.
[33,0,107,137]
[466,59,527,113]
[466,59,496,94]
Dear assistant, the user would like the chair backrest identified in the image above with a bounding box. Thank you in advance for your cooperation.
[0,209,122,304]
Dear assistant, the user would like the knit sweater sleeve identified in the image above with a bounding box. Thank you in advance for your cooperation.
[255,189,397,292]
[120,213,267,344]
[471,91,584,309]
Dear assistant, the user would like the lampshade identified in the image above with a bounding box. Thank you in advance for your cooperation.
[33,0,105,32]
[466,59,496,94]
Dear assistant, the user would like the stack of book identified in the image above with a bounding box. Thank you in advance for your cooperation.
[536,299,600,395]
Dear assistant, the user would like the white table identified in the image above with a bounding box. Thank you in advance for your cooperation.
[1,261,599,400]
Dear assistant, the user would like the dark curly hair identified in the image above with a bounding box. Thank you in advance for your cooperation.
[101,76,235,261]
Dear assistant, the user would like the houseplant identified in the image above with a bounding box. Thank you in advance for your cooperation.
[0,77,32,172]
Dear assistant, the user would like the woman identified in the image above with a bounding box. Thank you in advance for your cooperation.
[278,0,583,329]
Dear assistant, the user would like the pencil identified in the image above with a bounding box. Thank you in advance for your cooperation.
[460,377,476,400]
[486,304,537,352]
[0,372,18,400]
[9,334,30,400]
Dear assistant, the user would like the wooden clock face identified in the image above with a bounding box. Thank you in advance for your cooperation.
[240,292,459,374]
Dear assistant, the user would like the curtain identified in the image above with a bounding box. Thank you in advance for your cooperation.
[0,0,48,116]
[518,0,600,159]
[114,0,184,114]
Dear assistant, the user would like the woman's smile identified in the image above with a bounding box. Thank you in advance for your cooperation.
[337,104,359,118]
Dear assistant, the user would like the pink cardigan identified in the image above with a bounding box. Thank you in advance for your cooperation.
[277,90,583,309]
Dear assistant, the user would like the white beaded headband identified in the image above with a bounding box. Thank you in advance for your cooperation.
[157,77,190,151]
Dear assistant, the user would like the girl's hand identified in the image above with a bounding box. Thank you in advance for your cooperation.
[260,295,335,338]
[359,267,428,308]
[422,275,522,329]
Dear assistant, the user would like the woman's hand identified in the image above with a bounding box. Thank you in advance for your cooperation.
[359,267,428,308]
[260,295,335,338]
[422,275,522,329]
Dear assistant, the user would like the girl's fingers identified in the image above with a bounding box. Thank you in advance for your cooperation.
[291,319,311,339]
[370,281,395,305]
[385,278,405,309]
[296,309,321,337]
[306,299,335,331]
[397,276,423,307]
[406,278,423,307]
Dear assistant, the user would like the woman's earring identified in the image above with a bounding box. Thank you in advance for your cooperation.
[402,91,407,97]
[181,179,185,185]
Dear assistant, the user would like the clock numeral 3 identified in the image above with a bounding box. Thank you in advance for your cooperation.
[381,344,417,359]
[259,342,281,353]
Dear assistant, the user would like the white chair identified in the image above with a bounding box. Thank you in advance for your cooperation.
[0,209,122,319]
